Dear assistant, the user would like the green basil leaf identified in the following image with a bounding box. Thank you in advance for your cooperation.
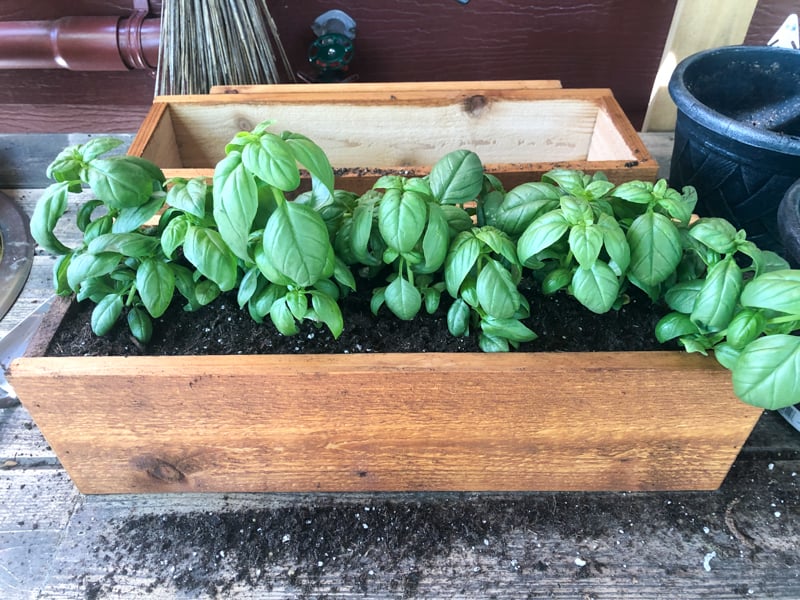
[429,149,484,205]
[627,210,682,286]
[478,332,510,353]
[237,266,261,309]
[712,341,740,371]
[732,335,800,409]
[378,188,428,253]
[474,226,517,265]
[447,297,471,336]
[183,226,238,292]
[111,192,165,233]
[597,212,630,274]
[77,277,119,303]
[571,261,620,314]
[476,258,517,319]
[568,222,603,268]
[440,205,474,236]
[726,308,766,350]
[83,215,114,244]
[370,286,386,316]
[584,179,615,200]
[53,254,72,295]
[333,256,357,292]
[243,133,300,191]
[541,267,572,295]
[161,215,189,259]
[492,182,560,235]
[167,177,208,219]
[423,286,441,314]
[689,218,738,254]
[88,232,160,258]
[612,180,654,205]
[76,199,105,233]
[445,232,481,297]
[741,270,800,315]
[286,290,309,322]
[416,202,449,274]
[87,157,154,209]
[30,182,72,254]
[91,294,123,336]
[283,132,334,194]
[270,296,299,336]
[136,258,175,318]
[195,279,221,306]
[263,202,332,287]
[80,137,124,162]
[351,202,381,266]
[213,152,259,262]
[480,316,537,343]
[384,275,422,320]
[665,279,704,313]
[254,243,292,286]
[249,282,285,320]
[690,257,743,331]
[170,263,198,308]
[655,311,700,343]
[542,169,587,196]
[560,196,593,226]
[311,291,344,338]
[656,187,694,225]
[47,146,83,182]
[127,306,153,343]
[516,210,569,266]
[66,251,121,291]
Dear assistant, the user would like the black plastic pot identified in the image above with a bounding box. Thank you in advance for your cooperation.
[778,179,800,268]
[668,45,800,254]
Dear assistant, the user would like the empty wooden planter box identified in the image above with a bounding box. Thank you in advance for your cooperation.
[9,297,761,495]
[127,80,658,192]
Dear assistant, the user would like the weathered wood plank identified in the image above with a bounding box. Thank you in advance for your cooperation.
[9,352,762,494]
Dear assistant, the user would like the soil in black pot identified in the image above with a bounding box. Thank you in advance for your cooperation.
[45,277,674,357]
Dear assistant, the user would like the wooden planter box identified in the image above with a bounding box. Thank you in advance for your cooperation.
[128,81,658,193]
[8,297,761,495]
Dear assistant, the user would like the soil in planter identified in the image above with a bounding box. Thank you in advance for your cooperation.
[45,277,674,357]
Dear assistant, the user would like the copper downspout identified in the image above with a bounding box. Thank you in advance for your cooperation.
[0,14,160,70]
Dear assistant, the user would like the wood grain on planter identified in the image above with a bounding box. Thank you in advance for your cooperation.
[128,81,657,194]
[9,327,761,494]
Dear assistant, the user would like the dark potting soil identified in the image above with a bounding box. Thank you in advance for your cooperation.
[45,276,674,357]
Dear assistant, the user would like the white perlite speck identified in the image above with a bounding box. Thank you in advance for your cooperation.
[574,557,587,567]
[703,551,716,572]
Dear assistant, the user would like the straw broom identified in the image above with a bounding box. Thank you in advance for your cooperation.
[155,0,294,96]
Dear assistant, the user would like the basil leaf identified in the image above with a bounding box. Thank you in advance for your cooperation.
[384,275,422,320]
[476,259,517,319]
[627,210,682,286]
[480,316,537,343]
[726,308,766,350]
[127,306,153,343]
[665,279,704,314]
[183,226,238,292]
[283,132,335,194]
[167,177,208,219]
[429,149,484,205]
[741,270,800,315]
[447,297,471,336]
[597,212,630,275]
[87,157,154,209]
[378,189,428,253]
[91,294,123,336]
[66,251,121,291]
[571,261,620,314]
[689,218,738,254]
[733,335,800,410]
[243,133,300,191]
[691,257,743,331]
[88,232,160,258]
[136,258,175,318]
[213,152,258,262]
[492,182,560,235]
[311,291,344,338]
[270,297,299,336]
[161,215,189,259]
[516,210,569,266]
[31,182,73,255]
[655,312,700,343]
[112,192,165,233]
[568,222,603,268]
[80,137,124,162]
[416,202,449,274]
[445,232,481,297]
[263,201,332,287]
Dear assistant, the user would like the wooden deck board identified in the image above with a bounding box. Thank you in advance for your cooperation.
[1,132,799,598]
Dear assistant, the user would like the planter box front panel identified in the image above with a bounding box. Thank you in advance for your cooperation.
[128,82,657,193]
[9,352,761,495]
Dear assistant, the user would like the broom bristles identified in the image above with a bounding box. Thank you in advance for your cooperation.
[156,0,295,96]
